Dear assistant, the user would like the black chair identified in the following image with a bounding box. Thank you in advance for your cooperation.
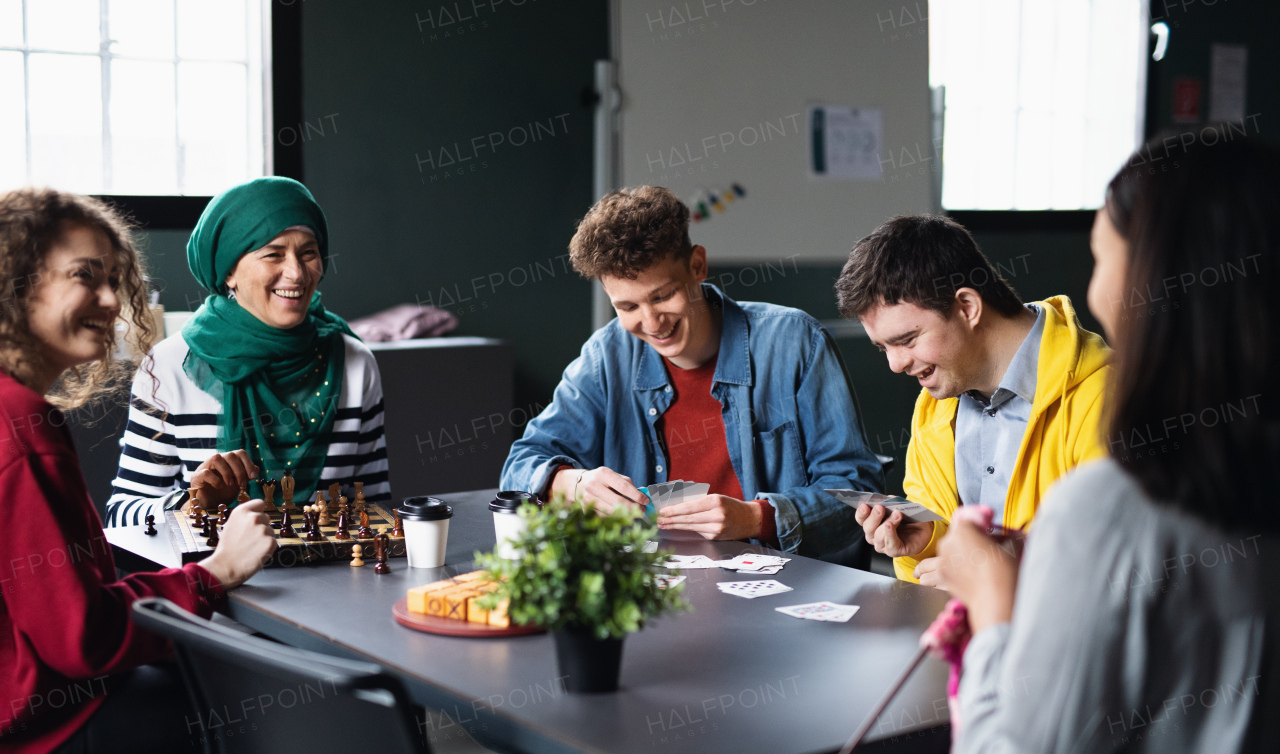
[132,598,429,754]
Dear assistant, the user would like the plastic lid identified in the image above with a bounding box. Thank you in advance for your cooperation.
[397,496,453,521]
[489,490,540,514]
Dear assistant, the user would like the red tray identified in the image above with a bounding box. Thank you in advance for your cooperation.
[391,598,544,638]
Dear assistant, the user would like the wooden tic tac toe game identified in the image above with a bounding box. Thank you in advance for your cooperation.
[165,471,406,568]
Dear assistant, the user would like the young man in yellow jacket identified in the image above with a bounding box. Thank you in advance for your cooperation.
[835,215,1110,584]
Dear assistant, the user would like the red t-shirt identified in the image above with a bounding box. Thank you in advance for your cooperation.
[0,372,224,753]
[660,357,777,544]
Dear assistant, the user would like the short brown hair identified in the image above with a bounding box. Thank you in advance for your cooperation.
[0,187,156,409]
[835,215,1024,320]
[569,186,693,279]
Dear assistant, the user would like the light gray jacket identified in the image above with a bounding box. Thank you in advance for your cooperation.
[958,459,1280,753]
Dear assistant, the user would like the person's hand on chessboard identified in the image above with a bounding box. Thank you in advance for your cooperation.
[198,500,277,589]
[182,450,260,512]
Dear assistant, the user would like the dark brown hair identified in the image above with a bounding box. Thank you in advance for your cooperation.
[1105,134,1279,531]
[0,187,156,409]
[569,186,694,280]
[835,215,1024,320]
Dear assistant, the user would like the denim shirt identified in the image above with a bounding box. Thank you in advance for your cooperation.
[500,285,884,560]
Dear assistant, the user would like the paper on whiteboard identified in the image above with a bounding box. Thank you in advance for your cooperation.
[824,489,944,525]
[810,106,882,180]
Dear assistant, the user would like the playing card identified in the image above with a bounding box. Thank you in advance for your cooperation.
[715,554,790,572]
[824,489,944,524]
[752,565,784,575]
[663,554,718,569]
[716,580,793,599]
[654,574,685,589]
[643,540,659,553]
[775,602,861,622]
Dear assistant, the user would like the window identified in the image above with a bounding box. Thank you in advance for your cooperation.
[929,0,1148,210]
[0,0,268,196]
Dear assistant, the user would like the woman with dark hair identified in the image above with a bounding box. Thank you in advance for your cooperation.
[0,188,277,753]
[103,177,390,527]
[933,135,1280,752]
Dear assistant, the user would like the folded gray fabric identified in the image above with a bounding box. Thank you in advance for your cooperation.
[349,303,459,342]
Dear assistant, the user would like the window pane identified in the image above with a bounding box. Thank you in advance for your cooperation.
[931,0,1145,210]
[110,0,175,59]
[0,0,23,48]
[178,62,247,195]
[27,0,99,53]
[177,0,245,60]
[0,52,25,190]
[111,59,176,194]
[27,53,102,193]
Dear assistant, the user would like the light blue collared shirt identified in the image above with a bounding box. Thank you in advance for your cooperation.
[954,304,1044,522]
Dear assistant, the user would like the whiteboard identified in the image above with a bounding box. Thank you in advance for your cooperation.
[616,0,935,263]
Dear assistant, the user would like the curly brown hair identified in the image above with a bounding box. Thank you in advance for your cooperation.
[569,186,694,279]
[0,187,156,410]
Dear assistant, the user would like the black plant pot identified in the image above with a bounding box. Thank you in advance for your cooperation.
[552,625,625,693]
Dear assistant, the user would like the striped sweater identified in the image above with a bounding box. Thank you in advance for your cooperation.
[104,333,390,527]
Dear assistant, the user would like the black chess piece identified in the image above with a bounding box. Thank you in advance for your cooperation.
[373,530,391,575]
[390,510,404,538]
[205,520,220,547]
[144,514,157,536]
[333,504,351,541]
[305,508,324,542]
[278,509,296,538]
[356,510,374,539]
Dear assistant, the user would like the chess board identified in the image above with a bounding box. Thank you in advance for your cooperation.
[165,502,406,568]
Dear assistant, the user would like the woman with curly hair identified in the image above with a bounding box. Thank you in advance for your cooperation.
[0,188,277,753]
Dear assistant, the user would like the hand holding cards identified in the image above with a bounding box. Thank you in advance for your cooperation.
[825,489,943,525]
[641,480,710,511]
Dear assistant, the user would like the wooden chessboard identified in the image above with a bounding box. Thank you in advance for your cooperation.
[165,502,406,568]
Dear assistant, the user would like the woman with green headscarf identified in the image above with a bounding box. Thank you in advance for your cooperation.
[105,177,390,526]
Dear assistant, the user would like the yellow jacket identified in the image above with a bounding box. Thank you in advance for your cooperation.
[894,296,1111,582]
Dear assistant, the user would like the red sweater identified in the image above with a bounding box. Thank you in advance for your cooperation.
[660,358,777,545]
[0,372,223,753]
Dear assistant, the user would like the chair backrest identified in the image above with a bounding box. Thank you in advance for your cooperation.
[132,598,429,754]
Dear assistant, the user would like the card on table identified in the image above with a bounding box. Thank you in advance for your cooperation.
[716,580,793,599]
[714,553,790,572]
[775,601,861,622]
[663,554,719,569]
[654,574,686,589]
[824,489,944,525]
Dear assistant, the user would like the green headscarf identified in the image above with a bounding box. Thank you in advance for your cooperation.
[182,177,355,505]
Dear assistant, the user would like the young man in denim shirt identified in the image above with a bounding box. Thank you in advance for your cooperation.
[501,187,883,563]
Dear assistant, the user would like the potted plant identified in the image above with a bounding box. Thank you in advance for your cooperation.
[475,495,689,693]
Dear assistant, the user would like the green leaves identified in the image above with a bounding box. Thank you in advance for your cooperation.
[475,495,690,640]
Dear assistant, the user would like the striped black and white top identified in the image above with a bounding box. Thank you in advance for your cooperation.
[104,333,390,527]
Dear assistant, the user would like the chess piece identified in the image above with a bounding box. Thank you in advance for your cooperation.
[328,482,341,505]
[314,491,329,527]
[305,506,324,541]
[354,487,367,517]
[333,505,351,541]
[357,510,373,539]
[278,507,296,538]
[196,510,209,537]
[144,514,157,536]
[280,469,295,507]
[205,519,220,547]
[237,484,250,504]
[390,510,404,538]
[261,478,277,512]
[372,528,391,574]
[217,504,230,526]
[350,544,365,567]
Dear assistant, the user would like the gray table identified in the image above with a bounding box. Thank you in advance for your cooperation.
[109,490,951,754]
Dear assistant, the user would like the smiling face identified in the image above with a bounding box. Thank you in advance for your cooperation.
[860,297,983,400]
[600,246,720,369]
[224,228,322,330]
[25,224,122,383]
[1087,208,1129,342]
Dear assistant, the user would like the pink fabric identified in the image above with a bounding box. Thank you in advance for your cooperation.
[919,504,995,748]
[349,303,458,342]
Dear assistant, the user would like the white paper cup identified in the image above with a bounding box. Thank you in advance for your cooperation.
[490,491,540,560]
[397,497,453,568]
